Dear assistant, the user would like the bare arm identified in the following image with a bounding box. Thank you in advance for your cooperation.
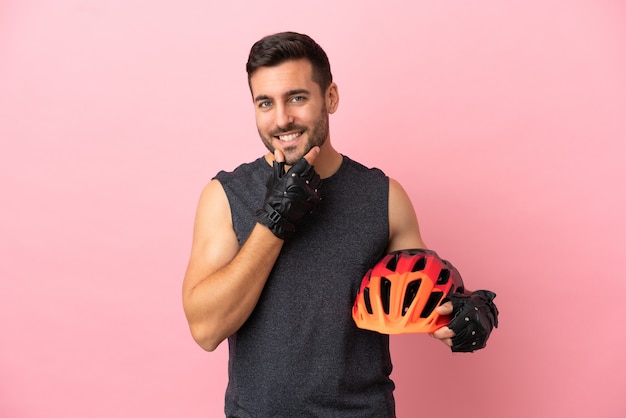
[182,179,284,351]
[387,177,427,252]
[182,147,320,352]
[387,177,470,346]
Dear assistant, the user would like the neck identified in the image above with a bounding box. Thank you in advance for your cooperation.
[313,141,343,178]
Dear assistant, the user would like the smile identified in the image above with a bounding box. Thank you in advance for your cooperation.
[277,132,302,142]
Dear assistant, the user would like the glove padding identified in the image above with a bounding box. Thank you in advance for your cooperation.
[255,157,322,240]
[447,290,499,353]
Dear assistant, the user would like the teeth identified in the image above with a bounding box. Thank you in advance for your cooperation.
[278,133,300,141]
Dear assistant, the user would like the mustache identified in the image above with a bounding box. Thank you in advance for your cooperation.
[269,124,307,137]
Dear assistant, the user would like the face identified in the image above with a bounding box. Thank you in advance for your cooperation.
[250,59,334,165]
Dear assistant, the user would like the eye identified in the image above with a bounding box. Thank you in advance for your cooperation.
[290,95,306,103]
[258,100,272,108]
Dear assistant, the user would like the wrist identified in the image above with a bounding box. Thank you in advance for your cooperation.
[255,204,296,240]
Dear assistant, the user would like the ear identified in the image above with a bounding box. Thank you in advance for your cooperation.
[326,82,339,114]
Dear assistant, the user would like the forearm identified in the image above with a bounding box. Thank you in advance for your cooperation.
[184,224,283,351]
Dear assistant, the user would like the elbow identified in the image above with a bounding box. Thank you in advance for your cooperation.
[189,323,226,352]
[197,338,222,353]
[183,300,228,351]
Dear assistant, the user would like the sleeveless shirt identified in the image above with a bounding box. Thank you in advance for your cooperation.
[214,155,395,417]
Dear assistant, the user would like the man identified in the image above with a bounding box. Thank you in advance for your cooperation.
[182,32,497,417]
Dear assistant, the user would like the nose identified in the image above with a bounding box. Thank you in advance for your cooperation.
[275,103,294,129]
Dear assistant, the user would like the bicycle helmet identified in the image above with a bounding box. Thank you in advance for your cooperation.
[352,249,464,334]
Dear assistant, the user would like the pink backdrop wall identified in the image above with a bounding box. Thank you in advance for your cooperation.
[2,1,625,417]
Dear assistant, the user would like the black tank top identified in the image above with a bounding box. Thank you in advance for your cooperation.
[215,155,395,417]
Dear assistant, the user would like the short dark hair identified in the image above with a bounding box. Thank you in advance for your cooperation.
[246,32,333,93]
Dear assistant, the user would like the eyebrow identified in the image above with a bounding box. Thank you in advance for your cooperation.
[254,89,311,103]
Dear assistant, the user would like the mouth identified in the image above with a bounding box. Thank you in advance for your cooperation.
[275,131,303,143]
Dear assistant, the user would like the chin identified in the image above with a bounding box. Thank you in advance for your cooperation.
[285,146,311,165]
[284,154,303,166]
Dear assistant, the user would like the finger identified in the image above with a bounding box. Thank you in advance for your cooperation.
[429,331,453,347]
[432,325,455,340]
[303,146,320,166]
[435,301,453,315]
[274,148,285,163]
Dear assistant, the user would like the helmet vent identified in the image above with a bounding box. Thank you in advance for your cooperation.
[437,269,450,285]
[420,291,444,318]
[402,279,422,316]
[363,288,373,314]
[411,256,427,272]
[385,254,399,272]
[381,277,392,314]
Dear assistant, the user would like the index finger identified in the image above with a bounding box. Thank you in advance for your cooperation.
[435,301,453,315]
[274,148,285,163]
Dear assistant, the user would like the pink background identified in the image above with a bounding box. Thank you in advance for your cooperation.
[2,1,625,417]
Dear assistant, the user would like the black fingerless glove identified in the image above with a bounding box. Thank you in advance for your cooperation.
[255,158,322,240]
[447,290,499,353]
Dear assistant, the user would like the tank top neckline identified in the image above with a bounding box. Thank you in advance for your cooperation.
[257,154,349,183]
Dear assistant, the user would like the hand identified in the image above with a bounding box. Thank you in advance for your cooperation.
[255,147,323,240]
[432,290,499,352]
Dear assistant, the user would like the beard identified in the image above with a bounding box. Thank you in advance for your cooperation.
[259,106,329,165]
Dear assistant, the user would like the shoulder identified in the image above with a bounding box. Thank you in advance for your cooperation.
[195,179,231,227]
[214,157,268,184]
[341,155,387,178]
[388,177,412,215]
